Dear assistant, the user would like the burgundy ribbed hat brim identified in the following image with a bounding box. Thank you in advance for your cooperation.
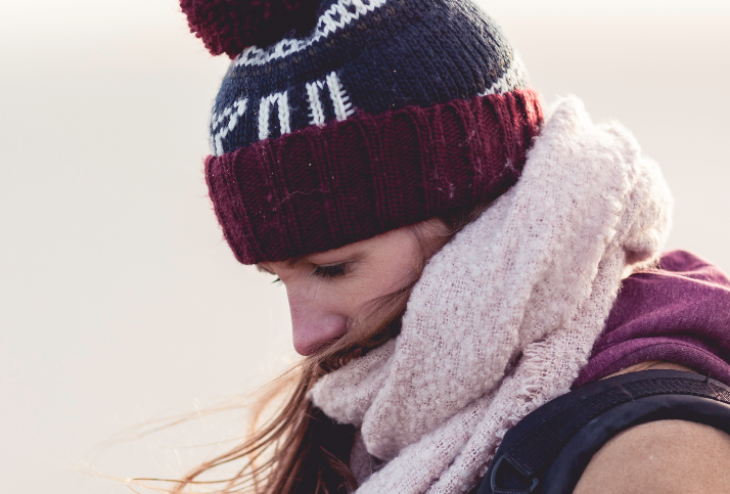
[206,88,543,264]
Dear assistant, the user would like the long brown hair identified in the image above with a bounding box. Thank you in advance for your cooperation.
[145,204,489,494]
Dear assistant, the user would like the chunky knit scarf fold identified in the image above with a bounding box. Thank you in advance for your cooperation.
[309,97,673,494]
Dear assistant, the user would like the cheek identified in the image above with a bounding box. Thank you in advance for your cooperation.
[359,255,416,300]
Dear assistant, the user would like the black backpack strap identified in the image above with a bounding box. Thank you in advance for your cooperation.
[474,370,730,494]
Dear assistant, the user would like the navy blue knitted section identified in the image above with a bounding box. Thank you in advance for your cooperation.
[288,83,311,134]
[209,0,524,156]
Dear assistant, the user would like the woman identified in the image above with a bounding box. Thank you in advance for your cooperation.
[174,0,730,492]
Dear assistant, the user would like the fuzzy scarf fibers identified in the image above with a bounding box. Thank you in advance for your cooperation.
[309,97,673,493]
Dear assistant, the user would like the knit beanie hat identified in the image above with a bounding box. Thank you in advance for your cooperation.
[182,0,543,264]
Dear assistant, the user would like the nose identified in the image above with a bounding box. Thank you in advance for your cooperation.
[287,293,348,355]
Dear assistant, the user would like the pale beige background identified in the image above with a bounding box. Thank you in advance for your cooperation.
[1,1,728,492]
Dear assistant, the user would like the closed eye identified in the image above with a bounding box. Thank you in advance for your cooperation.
[313,263,347,279]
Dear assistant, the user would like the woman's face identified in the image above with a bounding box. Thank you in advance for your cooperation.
[258,219,449,355]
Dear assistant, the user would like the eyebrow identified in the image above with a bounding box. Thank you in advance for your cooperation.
[256,255,308,274]
[286,255,307,266]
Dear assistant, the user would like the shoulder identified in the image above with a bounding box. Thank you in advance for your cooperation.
[574,419,730,494]
[574,362,730,494]
[480,363,730,494]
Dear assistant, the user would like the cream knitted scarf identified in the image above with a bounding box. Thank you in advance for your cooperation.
[309,97,673,493]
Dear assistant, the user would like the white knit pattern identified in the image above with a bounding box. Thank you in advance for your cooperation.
[211,98,247,156]
[258,91,290,141]
[326,71,355,121]
[309,97,673,494]
[306,72,356,125]
[479,54,528,96]
[234,0,389,67]
[306,80,327,125]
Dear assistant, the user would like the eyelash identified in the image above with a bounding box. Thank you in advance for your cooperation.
[264,263,348,284]
[313,263,347,279]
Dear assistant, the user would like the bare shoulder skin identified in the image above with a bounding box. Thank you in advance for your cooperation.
[573,362,730,494]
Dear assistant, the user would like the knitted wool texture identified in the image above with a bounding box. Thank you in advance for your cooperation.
[309,97,674,494]
[195,0,544,264]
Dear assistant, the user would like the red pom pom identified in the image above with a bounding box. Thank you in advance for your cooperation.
[181,0,320,58]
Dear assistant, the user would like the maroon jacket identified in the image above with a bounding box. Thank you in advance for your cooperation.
[576,250,730,387]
